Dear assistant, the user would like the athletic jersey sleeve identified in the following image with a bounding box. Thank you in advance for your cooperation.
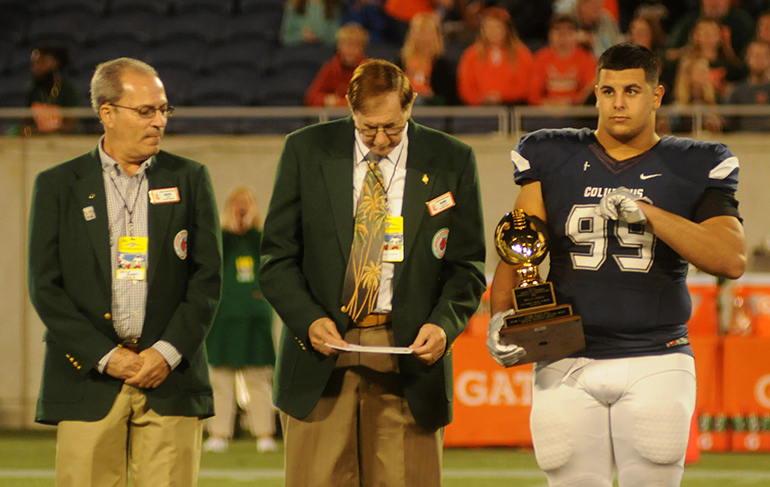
[512,133,540,184]
[705,143,739,193]
[692,143,740,223]
[512,129,584,185]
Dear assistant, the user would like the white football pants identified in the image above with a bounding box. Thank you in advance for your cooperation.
[530,353,696,487]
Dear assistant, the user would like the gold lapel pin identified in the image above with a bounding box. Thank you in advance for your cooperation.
[422,174,429,184]
[88,193,96,199]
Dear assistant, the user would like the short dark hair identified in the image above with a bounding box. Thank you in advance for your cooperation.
[347,59,414,113]
[597,42,660,86]
[35,44,70,70]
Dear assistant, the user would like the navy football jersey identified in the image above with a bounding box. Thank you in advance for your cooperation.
[512,128,740,358]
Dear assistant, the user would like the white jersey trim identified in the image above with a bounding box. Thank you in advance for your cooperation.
[511,150,531,173]
[709,156,739,180]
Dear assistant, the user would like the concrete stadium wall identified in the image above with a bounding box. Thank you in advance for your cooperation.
[1,132,768,427]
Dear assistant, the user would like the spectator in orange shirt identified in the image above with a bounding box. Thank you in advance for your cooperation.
[457,7,533,105]
[304,23,369,106]
[529,14,596,106]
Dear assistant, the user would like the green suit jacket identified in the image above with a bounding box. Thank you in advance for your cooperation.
[259,118,486,431]
[28,147,222,424]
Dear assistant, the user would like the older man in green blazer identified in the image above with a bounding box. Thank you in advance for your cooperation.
[27,58,221,487]
[260,59,486,486]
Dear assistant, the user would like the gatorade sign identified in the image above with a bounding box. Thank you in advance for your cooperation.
[444,333,533,447]
[723,336,770,413]
[456,370,532,407]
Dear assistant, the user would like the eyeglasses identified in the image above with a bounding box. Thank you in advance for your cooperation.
[110,103,175,118]
[356,124,406,137]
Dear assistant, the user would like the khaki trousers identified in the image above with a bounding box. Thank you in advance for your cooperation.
[56,384,203,487]
[282,325,443,487]
[207,365,276,438]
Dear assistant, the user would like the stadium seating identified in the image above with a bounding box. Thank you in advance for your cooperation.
[154,66,196,106]
[258,65,319,107]
[222,10,283,43]
[153,11,226,44]
[366,43,400,63]
[110,0,168,15]
[271,44,335,74]
[239,0,284,15]
[89,10,161,44]
[174,0,234,16]
[6,45,35,76]
[39,0,107,15]
[189,67,259,106]
[0,40,15,74]
[0,71,28,107]
[205,38,273,74]
[74,38,146,76]
[144,38,210,73]
[27,12,98,46]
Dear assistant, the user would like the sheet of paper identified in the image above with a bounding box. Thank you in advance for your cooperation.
[327,343,414,355]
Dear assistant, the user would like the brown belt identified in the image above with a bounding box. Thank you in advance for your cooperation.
[355,313,392,328]
[121,337,140,353]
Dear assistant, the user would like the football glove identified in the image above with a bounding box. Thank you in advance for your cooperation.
[595,186,653,224]
[487,310,527,367]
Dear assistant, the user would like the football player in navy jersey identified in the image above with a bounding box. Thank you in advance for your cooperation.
[488,43,747,487]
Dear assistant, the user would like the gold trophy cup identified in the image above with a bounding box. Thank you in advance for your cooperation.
[495,209,585,364]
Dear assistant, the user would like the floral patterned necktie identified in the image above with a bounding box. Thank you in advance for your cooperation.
[341,152,388,322]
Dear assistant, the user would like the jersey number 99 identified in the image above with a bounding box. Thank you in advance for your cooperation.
[566,205,656,273]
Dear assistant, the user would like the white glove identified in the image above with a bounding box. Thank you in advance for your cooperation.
[595,186,653,224]
[486,310,527,367]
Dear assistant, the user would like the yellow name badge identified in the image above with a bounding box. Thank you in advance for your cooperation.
[117,236,148,280]
[235,255,255,283]
[383,216,404,262]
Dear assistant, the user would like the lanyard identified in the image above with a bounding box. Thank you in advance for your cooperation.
[109,166,145,236]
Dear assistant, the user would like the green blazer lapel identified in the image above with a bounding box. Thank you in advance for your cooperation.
[320,120,355,259]
[394,123,437,292]
[72,149,111,285]
[146,155,177,285]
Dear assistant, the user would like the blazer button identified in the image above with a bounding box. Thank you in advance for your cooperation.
[104,313,112,320]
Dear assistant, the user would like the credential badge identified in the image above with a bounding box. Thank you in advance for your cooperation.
[83,206,96,221]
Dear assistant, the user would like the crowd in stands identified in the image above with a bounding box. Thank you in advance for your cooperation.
[4,0,770,134]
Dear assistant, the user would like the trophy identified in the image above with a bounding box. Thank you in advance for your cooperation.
[494,209,585,364]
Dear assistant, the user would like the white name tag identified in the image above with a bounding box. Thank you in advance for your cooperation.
[426,192,455,216]
[149,187,180,204]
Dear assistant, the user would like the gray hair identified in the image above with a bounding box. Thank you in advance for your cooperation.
[90,58,159,113]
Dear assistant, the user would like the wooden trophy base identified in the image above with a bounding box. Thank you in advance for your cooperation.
[499,311,585,365]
